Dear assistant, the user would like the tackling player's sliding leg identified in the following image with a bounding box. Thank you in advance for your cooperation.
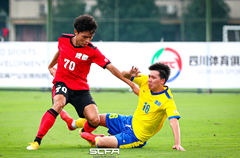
[60,109,87,130]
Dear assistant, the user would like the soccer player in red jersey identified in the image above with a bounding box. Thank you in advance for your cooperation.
[27,14,139,150]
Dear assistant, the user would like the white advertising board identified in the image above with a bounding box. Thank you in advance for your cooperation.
[0,42,57,87]
[0,42,239,88]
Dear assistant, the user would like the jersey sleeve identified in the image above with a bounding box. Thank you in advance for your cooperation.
[91,48,111,69]
[165,100,181,120]
[131,74,148,87]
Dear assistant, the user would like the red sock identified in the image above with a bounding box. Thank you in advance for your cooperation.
[82,121,98,133]
[34,109,58,144]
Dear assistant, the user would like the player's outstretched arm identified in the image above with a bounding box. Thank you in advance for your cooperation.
[169,118,186,151]
[48,51,60,77]
[106,63,139,96]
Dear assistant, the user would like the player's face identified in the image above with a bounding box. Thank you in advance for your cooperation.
[74,30,94,47]
[148,70,165,93]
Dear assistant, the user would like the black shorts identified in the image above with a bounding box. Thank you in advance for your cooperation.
[52,82,96,118]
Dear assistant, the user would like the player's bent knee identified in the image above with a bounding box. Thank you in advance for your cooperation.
[88,117,100,127]
[96,138,105,147]
[52,103,65,113]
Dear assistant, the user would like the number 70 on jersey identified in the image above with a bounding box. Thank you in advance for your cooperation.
[64,58,75,71]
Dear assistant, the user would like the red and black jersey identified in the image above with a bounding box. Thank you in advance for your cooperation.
[53,33,110,90]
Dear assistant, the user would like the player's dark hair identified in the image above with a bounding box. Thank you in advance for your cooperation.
[149,62,171,84]
[74,14,98,34]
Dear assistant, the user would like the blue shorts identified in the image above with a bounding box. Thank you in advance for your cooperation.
[105,113,147,148]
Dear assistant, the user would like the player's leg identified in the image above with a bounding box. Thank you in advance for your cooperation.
[96,114,125,148]
[27,82,68,150]
[70,90,100,133]
[99,114,107,127]
[82,115,147,149]
[82,104,100,132]
[97,131,146,148]
[73,112,106,129]
[27,95,65,150]
[81,133,118,148]
[60,110,106,131]
[80,113,124,147]
[60,109,87,130]
[96,136,118,148]
[78,114,107,147]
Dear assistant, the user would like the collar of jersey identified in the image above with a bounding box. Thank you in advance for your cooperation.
[151,86,169,95]
[70,37,83,48]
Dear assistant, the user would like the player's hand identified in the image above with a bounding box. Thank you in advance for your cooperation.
[172,145,186,151]
[130,66,141,78]
[49,67,57,77]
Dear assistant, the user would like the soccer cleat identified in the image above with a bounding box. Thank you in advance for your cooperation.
[26,141,39,150]
[79,128,95,147]
[79,129,105,147]
[60,110,76,131]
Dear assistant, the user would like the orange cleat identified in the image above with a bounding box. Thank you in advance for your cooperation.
[79,129,105,147]
[60,110,76,131]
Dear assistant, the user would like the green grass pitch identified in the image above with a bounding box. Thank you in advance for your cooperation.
[0,91,240,158]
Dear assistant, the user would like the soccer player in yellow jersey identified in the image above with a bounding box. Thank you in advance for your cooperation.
[61,63,185,150]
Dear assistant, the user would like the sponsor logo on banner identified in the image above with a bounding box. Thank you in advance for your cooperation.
[151,47,182,82]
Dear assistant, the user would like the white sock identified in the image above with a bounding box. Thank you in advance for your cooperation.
[71,120,77,128]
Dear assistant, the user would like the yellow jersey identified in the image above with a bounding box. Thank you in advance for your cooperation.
[131,74,181,142]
